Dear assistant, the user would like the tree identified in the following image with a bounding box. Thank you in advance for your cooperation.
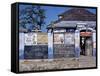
[19,5,46,31]
[36,6,46,30]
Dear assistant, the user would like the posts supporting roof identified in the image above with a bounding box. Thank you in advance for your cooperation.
[48,29,53,60]
[75,30,80,58]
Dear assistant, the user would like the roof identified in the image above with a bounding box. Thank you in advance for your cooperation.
[47,21,96,29]
[47,21,76,29]
[58,8,96,21]
[47,8,96,29]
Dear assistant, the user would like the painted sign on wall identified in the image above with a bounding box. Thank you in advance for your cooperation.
[37,33,48,44]
[54,34,64,44]
[65,33,75,45]
[24,33,37,45]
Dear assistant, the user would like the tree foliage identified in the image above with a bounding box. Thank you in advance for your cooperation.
[19,5,46,31]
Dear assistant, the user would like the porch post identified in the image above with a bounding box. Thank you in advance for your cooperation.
[92,30,96,57]
[19,33,24,59]
[48,29,53,59]
[75,30,80,58]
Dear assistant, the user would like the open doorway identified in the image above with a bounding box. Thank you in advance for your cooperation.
[80,36,85,55]
[80,30,93,56]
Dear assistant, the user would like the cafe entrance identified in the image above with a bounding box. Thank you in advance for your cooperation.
[80,30,93,56]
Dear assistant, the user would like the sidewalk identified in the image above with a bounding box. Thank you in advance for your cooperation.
[79,55,96,68]
[19,56,96,71]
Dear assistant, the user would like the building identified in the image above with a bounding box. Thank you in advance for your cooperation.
[47,8,96,59]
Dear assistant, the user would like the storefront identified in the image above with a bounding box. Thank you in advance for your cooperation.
[53,28,76,58]
[47,8,96,59]
[47,23,96,59]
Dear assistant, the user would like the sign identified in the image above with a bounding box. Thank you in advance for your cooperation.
[54,34,64,44]
[37,33,48,44]
[25,33,37,45]
[80,32,92,36]
[65,33,74,44]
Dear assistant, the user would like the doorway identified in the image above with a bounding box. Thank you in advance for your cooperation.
[80,36,85,55]
[80,31,92,56]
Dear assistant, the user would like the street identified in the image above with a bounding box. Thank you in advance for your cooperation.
[19,56,96,71]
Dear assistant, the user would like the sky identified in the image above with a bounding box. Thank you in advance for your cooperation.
[19,4,96,32]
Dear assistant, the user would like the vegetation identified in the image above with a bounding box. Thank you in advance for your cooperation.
[19,5,46,31]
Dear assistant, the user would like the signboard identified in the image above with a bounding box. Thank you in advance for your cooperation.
[54,34,64,44]
[37,33,48,44]
[65,33,74,45]
[80,32,92,36]
[25,33,37,45]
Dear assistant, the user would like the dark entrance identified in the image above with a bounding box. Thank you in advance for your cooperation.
[80,30,92,56]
